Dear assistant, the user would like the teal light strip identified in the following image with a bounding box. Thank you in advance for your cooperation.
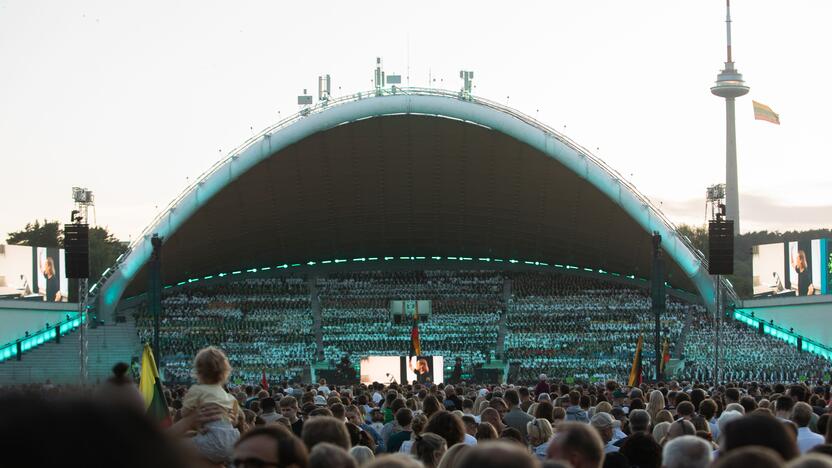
[0,313,83,363]
[733,308,832,359]
[143,253,693,297]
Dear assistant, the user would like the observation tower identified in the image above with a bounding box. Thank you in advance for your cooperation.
[710,0,749,235]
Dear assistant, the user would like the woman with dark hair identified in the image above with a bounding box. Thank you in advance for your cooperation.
[411,432,447,468]
[424,411,466,447]
[499,427,525,446]
[476,422,499,441]
[721,414,799,461]
[534,401,555,424]
[234,424,309,468]
[96,362,145,414]
[422,395,444,419]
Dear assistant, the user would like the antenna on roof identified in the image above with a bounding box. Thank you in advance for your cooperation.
[374,57,385,95]
[460,70,474,100]
[297,88,313,116]
[318,75,331,104]
[725,0,733,63]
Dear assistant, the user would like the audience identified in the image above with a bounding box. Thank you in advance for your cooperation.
[133,271,830,385]
[9,270,832,468]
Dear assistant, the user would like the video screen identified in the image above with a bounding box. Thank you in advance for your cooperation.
[359,355,444,385]
[404,355,444,385]
[0,244,68,302]
[752,239,828,298]
[390,300,432,320]
[360,356,401,385]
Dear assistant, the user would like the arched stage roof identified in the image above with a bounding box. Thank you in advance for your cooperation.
[94,88,726,318]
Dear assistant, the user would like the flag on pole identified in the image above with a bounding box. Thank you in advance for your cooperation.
[753,101,780,125]
[628,336,643,387]
[139,343,171,427]
[261,369,269,390]
[660,338,671,376]
[410,301,421,356]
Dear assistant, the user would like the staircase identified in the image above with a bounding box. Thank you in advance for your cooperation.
[675,304,694,359]
[0,318,140,385]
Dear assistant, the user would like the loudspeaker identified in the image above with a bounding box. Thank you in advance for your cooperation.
[708,220,734,275]
[473,368,502,384]
[315,369,357,387]
[64,224,89,279]
[798,336,803,352]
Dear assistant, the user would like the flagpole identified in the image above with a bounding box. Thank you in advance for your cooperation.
[714,274,721,385]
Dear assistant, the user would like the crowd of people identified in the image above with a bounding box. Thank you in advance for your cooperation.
[7,348,832,468]
[683,314,830,383]
[504,273,691,382]
[318,272,503,366]
[132,270,831,385]
[136,278,316,383]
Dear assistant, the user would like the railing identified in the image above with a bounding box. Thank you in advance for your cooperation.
[0,313,84,362]
[88,86,729,304]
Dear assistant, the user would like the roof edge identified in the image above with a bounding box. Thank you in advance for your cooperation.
[95,88,722,317]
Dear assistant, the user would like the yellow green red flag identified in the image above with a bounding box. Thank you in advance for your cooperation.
[139,343,171,426]
[753,100,780,125]
[628,335,643,387]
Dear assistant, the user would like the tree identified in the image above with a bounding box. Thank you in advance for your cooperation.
[88,226,128,281]
[676,224,708,256]
[6,219,62,247]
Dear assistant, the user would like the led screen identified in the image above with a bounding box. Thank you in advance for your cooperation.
[0,244,68,302]
[404,355,444,385]
[359,355,444,385]
[752,239,829,298]
[359,356,401,385]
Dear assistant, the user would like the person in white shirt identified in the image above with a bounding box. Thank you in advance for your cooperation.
[792,402,824,453]
[259,397,280,423]
[372,386,384,405]
[317,379,331,395]
[590,413,620,453]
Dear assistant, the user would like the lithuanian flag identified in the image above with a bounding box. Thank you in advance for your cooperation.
[139,343,172,426]
[660,338,671,377]
[753,101,780,125]
[628,336,643,387]
[410,301,421,356]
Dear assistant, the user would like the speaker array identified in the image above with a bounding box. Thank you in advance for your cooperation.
[64,224,89,279]
[708,220,734,275]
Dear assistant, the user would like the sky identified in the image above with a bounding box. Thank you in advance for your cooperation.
[1,0,830,244]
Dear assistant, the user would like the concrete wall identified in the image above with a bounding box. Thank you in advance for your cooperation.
[740,296,832,347]
[0,300,78,345]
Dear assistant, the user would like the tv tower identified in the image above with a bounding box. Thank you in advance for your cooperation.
[711,0,749,235]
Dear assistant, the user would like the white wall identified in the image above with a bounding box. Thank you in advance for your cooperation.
[743,298,832,347]
[0,300,77,345]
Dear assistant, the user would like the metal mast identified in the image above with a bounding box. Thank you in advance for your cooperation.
[71,187,94,384]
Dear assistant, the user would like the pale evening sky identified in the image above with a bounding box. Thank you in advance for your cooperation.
[1,0,830,244]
